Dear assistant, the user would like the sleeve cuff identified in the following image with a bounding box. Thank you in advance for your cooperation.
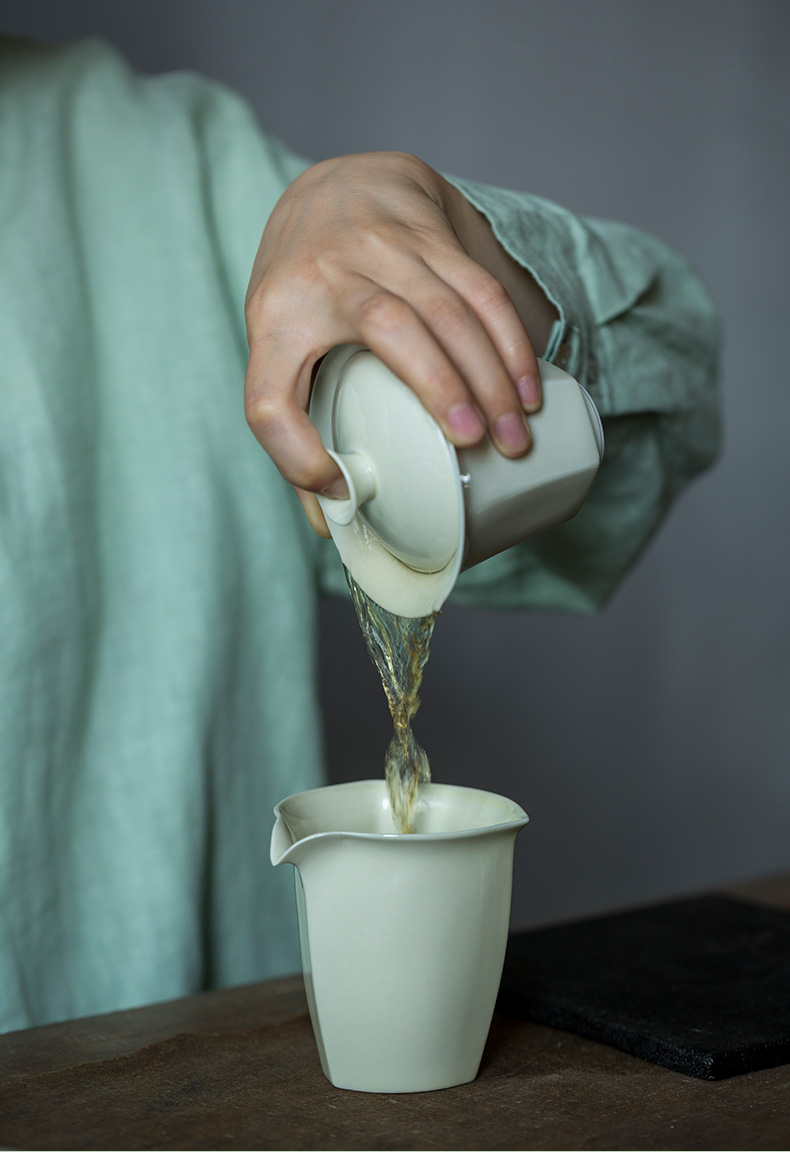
[441,174,709,420]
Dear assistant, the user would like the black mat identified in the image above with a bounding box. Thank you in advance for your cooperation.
[497,894,790,1080]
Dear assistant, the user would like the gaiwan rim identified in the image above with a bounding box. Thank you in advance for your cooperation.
[272,779,529,845]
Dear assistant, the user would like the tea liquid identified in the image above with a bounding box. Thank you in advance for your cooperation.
[346,571,436,833]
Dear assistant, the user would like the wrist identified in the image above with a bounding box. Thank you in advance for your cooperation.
[436,175,559,356]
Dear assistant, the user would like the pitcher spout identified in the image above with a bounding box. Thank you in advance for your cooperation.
[271,810,299,867]
[271,796,342,868]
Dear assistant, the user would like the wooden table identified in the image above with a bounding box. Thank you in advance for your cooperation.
[1,875,788,1151]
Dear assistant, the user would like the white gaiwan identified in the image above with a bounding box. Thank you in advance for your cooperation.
[311,344,603,617]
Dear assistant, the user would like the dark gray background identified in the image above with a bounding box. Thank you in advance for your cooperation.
[5,0,789,928]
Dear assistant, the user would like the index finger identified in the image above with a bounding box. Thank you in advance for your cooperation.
[244,346,348,497]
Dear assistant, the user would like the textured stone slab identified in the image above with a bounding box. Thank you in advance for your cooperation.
[499,894,790,1079]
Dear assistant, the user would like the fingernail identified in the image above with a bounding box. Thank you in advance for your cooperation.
[494,411,530,454]
[517,374,541,412]
[321,476,349,499]
[447,403,485,442]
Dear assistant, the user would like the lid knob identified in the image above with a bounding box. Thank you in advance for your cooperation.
[319,450,377,527]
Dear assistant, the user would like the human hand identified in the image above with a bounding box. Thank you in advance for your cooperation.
[244,152,556,535]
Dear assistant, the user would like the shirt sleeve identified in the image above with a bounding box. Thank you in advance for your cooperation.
[431,176,722,612]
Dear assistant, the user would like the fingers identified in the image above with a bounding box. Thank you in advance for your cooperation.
[352,264,539,458]
[432,250,543,417]
[351,286,489,447]
[405,265,539,455]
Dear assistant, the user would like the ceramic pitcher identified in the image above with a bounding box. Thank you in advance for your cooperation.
[271,779,528,1093]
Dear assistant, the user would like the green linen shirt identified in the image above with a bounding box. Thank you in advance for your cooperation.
[0,37,719,1032]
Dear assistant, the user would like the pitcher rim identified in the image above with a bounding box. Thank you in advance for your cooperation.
[272,778,529,847]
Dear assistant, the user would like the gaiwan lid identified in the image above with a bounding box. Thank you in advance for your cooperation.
[311,344,465,618]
